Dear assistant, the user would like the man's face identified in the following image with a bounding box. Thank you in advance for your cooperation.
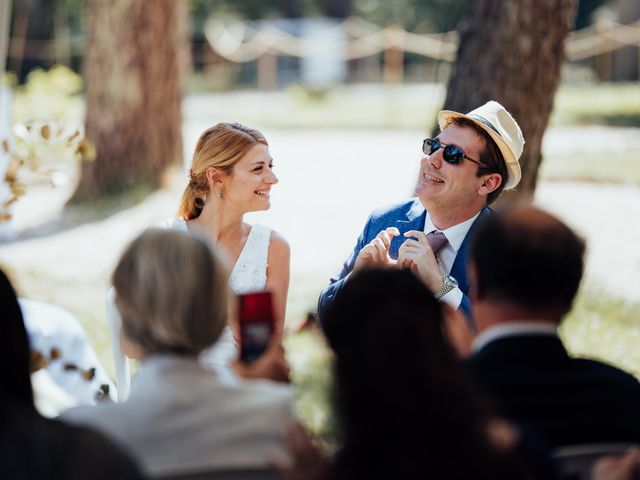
[415,123,488,216]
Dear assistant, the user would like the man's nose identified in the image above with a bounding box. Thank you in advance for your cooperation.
[425,150,443,168]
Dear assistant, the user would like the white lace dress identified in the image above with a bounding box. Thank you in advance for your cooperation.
[169,219,271,369]
[107,220,271,401]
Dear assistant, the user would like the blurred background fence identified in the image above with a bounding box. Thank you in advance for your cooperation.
[4,0,640,90]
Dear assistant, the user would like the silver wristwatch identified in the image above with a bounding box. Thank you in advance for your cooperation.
[434,274,458,299]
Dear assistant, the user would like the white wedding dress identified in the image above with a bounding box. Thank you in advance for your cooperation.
[107,220,271,402]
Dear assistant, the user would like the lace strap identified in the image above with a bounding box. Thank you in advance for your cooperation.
[238,224,271,267]
[229,224,271,293]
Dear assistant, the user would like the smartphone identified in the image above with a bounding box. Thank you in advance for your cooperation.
[238,290,275,363]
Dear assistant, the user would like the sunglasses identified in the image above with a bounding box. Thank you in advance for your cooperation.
[422,138,487,168]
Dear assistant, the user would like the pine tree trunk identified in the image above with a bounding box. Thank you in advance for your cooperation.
[73,0,187,200]
[441,0,576,204]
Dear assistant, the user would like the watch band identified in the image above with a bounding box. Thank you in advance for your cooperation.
[434,274,458,299]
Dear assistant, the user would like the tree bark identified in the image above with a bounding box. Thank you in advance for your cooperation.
[73,0,187,200]
[441,0,576,204]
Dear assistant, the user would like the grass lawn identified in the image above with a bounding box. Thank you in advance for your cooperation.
[183,81,640,130]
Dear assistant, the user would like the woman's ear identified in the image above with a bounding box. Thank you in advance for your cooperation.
[205,166,224,186]
[478,173,502,195]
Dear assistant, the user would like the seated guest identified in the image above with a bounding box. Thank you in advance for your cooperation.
[320,268,550,480]
[467,206,640,448]
[62,229,294,477]
[0,268,143,480]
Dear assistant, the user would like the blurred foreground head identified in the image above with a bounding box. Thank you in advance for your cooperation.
[0,268,33,407]
[470,206,585,317]
[322,269,526,478]
[113,228,229,357]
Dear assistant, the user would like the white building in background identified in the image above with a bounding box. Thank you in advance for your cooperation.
[300,17,347,89]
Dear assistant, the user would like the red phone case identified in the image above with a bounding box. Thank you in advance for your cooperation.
[238,291,274,363]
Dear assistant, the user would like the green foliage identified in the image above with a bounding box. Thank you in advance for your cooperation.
[286,330,337,442]
[561,283,640,378]
[353,0,468,32]
[12,65,84,125]
[190,0,468,31]
[551,83,640,128]
[574,0,614,29]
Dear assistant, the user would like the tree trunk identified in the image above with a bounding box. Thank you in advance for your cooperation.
[441,0,576,204]
[73,0,187,201]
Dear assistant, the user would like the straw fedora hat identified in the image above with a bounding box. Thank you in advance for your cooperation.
[438,101,524,190]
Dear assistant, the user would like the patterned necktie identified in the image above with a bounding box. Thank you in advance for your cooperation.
[426,230,448,254]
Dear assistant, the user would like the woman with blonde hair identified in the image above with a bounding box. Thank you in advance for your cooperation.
[170,122,289,366]
[108,123,290,397]
[64,229,295,477]
[177,123,288,320]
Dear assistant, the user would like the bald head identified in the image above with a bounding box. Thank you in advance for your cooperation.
[470,206,585,315]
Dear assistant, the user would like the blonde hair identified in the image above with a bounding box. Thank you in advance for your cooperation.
[179,123,268,220]
[112,228,229,356]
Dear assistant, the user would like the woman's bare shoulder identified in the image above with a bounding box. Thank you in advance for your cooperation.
[268,229,290,251]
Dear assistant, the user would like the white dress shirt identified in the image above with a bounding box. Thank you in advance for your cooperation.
[423,211,480,308]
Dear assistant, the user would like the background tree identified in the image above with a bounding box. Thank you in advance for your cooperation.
[440,0,577,203]
[72,0,187,200]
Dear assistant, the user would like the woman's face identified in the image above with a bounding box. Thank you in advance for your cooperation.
[220,143,278,213]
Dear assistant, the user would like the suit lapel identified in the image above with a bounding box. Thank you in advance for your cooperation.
[389,200,425,259]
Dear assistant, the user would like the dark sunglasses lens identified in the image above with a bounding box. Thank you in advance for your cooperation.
[423,138,440,155]
[443,145,464,164]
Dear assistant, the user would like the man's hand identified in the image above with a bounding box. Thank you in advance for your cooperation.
[592,448,640,480]
[231,338,290,383]
[397,230,444,292]
[352,227,400,273]
[277,421,328,480]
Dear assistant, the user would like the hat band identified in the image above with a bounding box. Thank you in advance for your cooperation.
[468,114,501,137]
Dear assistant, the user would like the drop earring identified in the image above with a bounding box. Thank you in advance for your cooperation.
[216,189,224,198]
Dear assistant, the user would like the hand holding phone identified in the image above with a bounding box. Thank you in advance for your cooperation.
[238,290,275,363]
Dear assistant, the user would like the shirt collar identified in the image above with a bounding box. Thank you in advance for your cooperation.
[472,321,559,353]
[424,211,481,252]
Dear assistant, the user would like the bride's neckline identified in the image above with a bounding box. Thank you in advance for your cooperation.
[180,219,254,274]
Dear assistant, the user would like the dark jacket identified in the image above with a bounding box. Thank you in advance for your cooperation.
[468,334,640,448]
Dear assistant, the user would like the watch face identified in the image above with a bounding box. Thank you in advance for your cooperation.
[445,274,458,288]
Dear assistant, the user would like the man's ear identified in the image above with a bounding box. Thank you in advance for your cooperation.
[478,173,502,196]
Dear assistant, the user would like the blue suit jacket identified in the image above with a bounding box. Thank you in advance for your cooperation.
[317,198,492,326]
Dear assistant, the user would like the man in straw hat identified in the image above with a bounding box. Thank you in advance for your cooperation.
[318,100,524,325]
